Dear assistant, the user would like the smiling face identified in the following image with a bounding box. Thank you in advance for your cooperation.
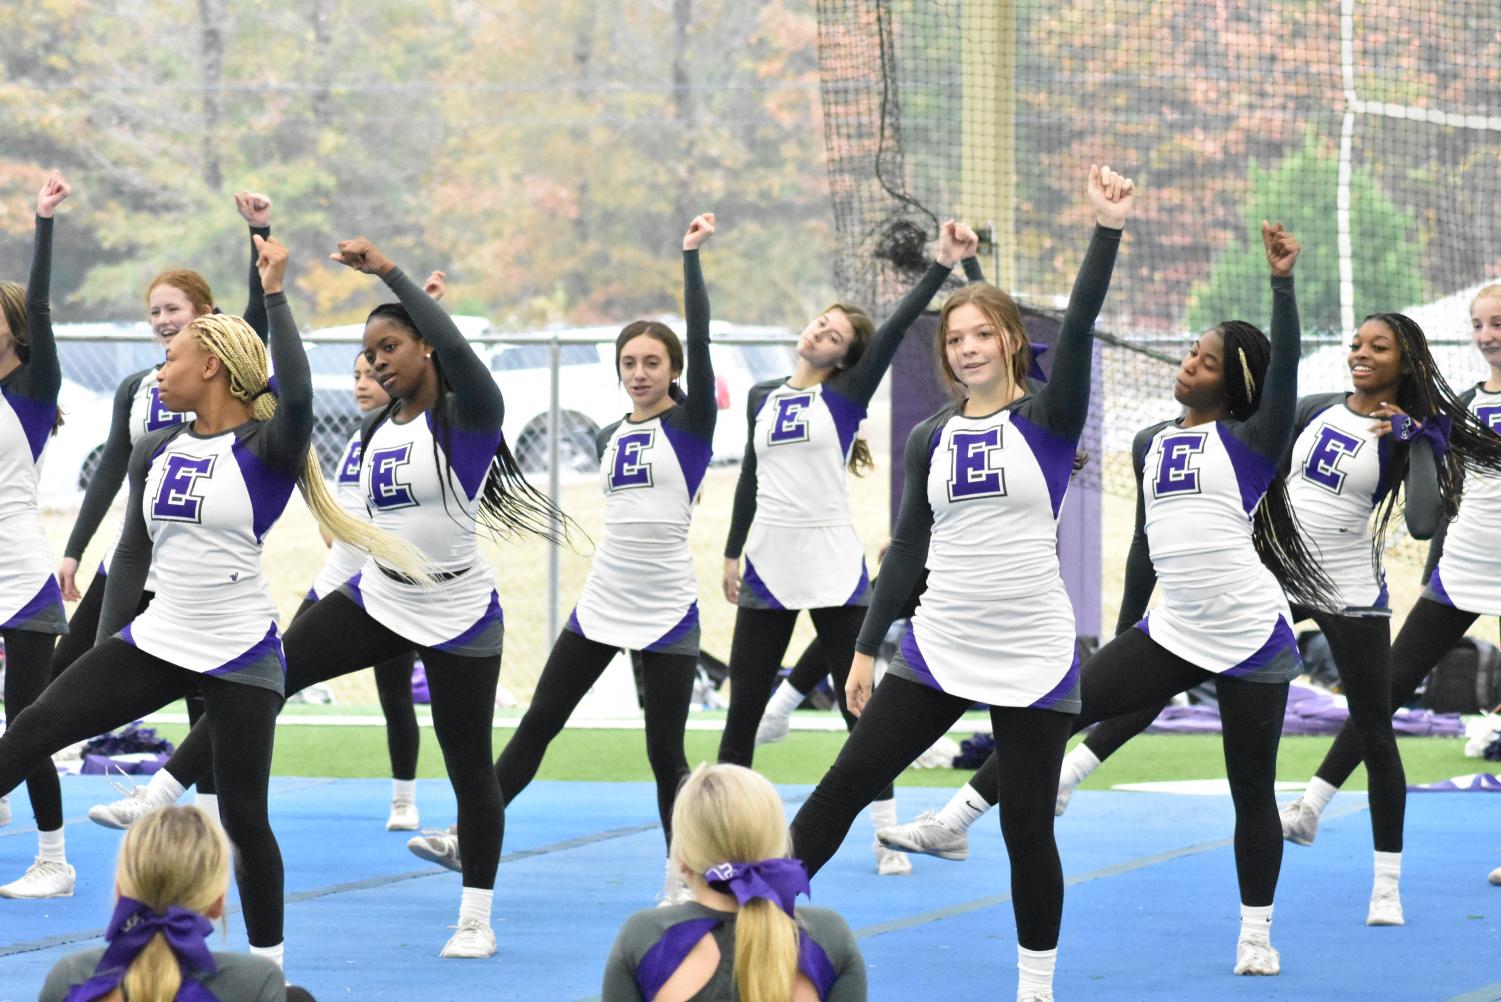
[361,316,430,402]
[1348,318,1405,395]
[942,302,1022,397]
[795,308,857,371]
[618,332,678,411]
[146,277,213,347]
[1173,328,1227,410]
[1471,292,1501,376]
[352,352,390,413]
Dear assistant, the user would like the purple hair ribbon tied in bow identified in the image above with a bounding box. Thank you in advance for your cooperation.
[1389,413,1452,463]
[65,896,219,1002]
[703,858,810,917]
[1027,343,1050,383]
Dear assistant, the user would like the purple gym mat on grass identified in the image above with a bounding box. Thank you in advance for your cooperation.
[1142,684,1463,737]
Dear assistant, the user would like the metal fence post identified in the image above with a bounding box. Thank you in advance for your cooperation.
[546,334,562,642]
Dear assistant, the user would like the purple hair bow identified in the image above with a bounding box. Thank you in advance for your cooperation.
[1027,343,1050,383]
[703,858,810,917]
[1389,413,1452,463]
[65,896,219,1002]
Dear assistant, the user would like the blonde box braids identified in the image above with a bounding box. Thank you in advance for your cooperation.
[186,315,435,583]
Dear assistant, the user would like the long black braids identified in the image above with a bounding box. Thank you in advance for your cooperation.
[1363,313,1501,551]
[365,303,580,546]
[1216,320,1340,611]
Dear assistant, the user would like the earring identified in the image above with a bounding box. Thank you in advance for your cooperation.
[425,353,432,359]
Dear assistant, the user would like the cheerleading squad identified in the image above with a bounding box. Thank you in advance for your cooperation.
[1,164,1499,1002]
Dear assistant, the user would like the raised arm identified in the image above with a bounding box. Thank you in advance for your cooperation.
[838,220,979,406]
[1030,165,1132,440]
[253,237,314,473]
[17,172,70,403]
[96,435,161,643]
[681,213,716,437]
[1234,222,1302,458]
[235,191,273,342]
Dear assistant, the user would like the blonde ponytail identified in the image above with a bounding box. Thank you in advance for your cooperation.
[118,807,228,1002]
[187,315,436,583]
[669,764,802,1002]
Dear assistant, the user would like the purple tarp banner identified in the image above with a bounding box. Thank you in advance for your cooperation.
[1141,685,1464,738]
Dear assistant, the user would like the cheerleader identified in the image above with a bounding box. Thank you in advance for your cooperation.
[407,214,718,894]
[1279,283,1501,891]
[717,219,982,876]
[0,234,420,972]
[788,166,1133,1002]
[111,235,574,958]
[61,190,273,831]
[0,171,72,899]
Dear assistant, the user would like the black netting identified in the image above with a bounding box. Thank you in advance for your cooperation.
[819,0,1501,513]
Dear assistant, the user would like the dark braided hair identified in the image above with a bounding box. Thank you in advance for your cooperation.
[364,303,579,546]
[1360,314,1501,556]
[1215,320,1339,610]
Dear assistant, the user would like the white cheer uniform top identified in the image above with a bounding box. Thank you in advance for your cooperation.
[1426,384,1501,615]
[309,430,368,601]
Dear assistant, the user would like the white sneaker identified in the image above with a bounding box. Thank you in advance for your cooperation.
[0,857,76,899]
[1279,798,1320,846]
[407,826,462,872]
[1233,936,1281,975]
[386,799,420,832]
[1490,866,1501,886]
[88,785,157,830]
[876,810,969,862]
[1055,786,1074,817]
[0,796,10,826]
[754,711,791,747]
[657,856,695,907]
[874,842,912,876]
[1017,992,1054,1002]
[1367,883,1404,926]
[438,919,495,958]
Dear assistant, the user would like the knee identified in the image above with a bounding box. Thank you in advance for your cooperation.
[998,800,1055,848]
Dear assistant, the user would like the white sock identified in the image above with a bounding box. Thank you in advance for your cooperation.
[766,679,805,719]
[1058,744,1102,793]
[392,779,417,803]
[145,769,186,808]
[459,886,493,927]
[1302,776,1337,812]
[869,798,897,833]
[1017,946,1057,996]
[935,782,990,832]
[1374,850,1402,888]
[249,941,284,969]
[37,827,66,862]
[1239,903,1273,943]
[194,793,219,822]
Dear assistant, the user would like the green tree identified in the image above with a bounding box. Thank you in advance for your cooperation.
[1186,137,1423,334]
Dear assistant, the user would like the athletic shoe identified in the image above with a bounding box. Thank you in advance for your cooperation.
[407,826,462,872]
[0,796,10,826]
[0,857,76,899]
[1055,786,1074,817]
[876,811,969,862]
[88,785,156,830]
[386,799,420,832]
[1279,798,1320,846]
[754,711,790,747]
[1233,937,1280,976]
[1490,866,1501,886]
[656,856,695,907]
[874,842,911,876]
[438,919,495,959]
[1367,884,1405,926]
[1017,992,1054,1002]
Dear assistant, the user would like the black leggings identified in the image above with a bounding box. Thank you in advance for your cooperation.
[717,606,894,802]
[0,638,283,945]
[970,609,1407,852]
[160,592,503,890]
[1316,597,1484,790]
[786,634,830,692]
[47,573,219,793]
[1,628,65,831]
[496,628,697,850]
[789,674,1072,950]
[290,597,419,781]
